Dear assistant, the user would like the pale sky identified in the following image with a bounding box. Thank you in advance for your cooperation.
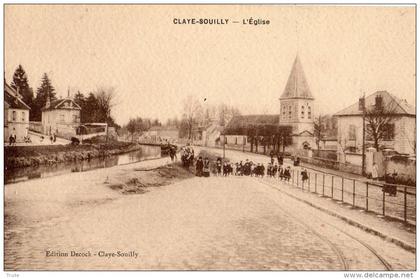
[5,5,415,125]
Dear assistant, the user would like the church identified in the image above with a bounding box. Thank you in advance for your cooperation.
[279,55,315,150]
[223,55,316,152]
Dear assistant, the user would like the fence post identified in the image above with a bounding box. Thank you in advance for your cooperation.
[308,172,310,192]
[297,171,300,188]
[315,173,318,194]
[404,187,407,223]
[322,173,325,196]
[301,171,304,191]
[352,180,355,207]
[331,176,334,199]
[366,182,369,211]
[292,169,294,185]
[382,185,385,216]
[341,177,344,202]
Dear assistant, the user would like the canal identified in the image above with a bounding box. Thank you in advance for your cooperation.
[5,144,162,185]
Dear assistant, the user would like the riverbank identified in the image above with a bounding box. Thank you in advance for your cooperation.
[106,162,194,195]
[5,141,147,169]
[5,156,192,253]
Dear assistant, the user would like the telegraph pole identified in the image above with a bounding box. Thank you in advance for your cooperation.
[223,133,226,159]
[361,93,366,176]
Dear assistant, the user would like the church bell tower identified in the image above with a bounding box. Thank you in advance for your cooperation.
[279,55,315,149]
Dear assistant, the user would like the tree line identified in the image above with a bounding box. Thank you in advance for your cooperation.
[120,95,242,141]
[8,65,117,127]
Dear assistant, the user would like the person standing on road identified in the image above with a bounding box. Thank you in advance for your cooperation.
[277,153,284,166]
[9,134,14,146]
[301,168,309,186]
[203,157,210,177]
[278,166,284,180]
[222,161,228,176]
[216,158,222,176]
[273,164,278,178]
[372,162,379,181]
[195,156,204,177]
[284,167,291,182]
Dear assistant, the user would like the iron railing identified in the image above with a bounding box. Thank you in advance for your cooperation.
[284,167,416,225]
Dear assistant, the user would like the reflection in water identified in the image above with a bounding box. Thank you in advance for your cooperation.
[5,145,162,185]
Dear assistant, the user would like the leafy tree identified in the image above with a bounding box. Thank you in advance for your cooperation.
[32,73,56,121]
[11,65,34,116]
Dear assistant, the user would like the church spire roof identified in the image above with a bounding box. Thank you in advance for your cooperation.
[280,55,314,100]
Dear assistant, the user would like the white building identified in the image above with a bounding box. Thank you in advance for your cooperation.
[4,82,30,142]
[335,91,415,160]
[41,96,81,138]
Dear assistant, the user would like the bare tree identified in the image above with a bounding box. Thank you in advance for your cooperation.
[365,96,398,151]
[313,115,324,151]
[94,87,117,125]
[217,103,241,126]
[181,95,202,140]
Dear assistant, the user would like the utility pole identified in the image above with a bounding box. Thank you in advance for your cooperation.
[361,93,366,176]
[106,123,109,144]
[223,133,226,159]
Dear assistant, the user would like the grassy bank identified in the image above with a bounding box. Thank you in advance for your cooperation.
[5,141,142,169]
[107,161,194,195]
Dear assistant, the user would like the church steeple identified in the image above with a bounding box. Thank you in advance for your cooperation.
[281,55,314,100]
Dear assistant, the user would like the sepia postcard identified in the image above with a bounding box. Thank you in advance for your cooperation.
[2,2,417,276]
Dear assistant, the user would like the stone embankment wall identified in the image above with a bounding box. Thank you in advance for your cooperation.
[5,143,142,169]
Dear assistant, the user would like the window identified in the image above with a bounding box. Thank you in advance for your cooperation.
[301,106,305,119]
[282,106,286,119]
[288,106,292,119]
[308,106,311,119]
[348,125,356,140]
[21,111,25,121]
[12,111,16,121]
[60,114,65,122]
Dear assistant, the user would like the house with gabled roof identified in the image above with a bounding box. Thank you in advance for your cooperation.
[223,114,280,146]
[335,90,415,157]
[4,82,30,142]
[41,95,81,139]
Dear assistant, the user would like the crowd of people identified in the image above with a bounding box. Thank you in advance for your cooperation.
[180,145,195,167]
[178,145,310,184]
[193,156,310,184]
[209,158,294,180]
